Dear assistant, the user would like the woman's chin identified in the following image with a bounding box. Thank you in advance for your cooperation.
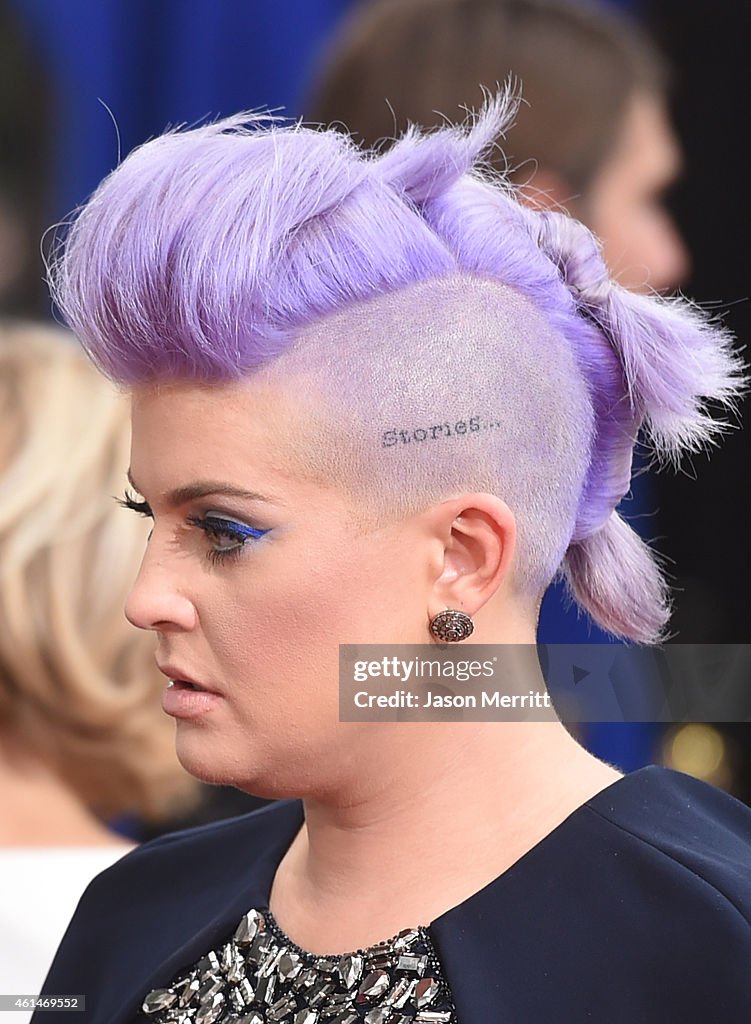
[173,739,287,799]
[174,737,244,788]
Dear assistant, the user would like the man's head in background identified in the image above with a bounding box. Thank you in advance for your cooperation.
[308,0,689,293]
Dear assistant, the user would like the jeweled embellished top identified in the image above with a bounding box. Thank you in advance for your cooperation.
[139,907,457,1024]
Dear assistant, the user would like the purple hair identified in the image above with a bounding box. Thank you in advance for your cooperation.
[49,93,745,643]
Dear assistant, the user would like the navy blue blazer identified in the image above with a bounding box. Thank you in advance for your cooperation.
[32,766,751,1022]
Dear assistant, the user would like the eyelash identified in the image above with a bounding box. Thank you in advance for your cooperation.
[118,490,152,518]
[118,489,269,565]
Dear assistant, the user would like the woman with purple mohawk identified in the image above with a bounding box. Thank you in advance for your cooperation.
[35,94,751,1023]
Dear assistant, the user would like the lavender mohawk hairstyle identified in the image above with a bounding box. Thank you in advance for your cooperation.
[49,93,745,644]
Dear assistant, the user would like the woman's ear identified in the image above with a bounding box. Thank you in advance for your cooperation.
[426,493,517,619]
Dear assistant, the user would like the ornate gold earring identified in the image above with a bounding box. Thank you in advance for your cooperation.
[429,609,474,642]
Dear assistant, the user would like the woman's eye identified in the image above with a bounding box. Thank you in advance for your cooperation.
[187,513,270,563]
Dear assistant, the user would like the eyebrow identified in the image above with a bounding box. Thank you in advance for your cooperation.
[126,470,277,507]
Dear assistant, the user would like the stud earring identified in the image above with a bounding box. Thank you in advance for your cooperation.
[429,609,474,642]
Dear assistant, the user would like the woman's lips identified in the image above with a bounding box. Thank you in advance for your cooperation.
[156,665,223,718]
[161,680,222,719]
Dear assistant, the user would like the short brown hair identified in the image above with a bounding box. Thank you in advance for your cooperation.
[308,0,668,192]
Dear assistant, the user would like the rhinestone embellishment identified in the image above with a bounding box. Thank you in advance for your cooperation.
[428,610,473,643]
[139,907,456,1023]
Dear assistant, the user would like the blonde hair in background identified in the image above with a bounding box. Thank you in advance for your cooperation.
[0,321,198,823]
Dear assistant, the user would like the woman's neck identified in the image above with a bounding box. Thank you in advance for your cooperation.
[269,718,622,955]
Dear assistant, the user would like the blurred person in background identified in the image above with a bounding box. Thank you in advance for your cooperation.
[306,0,700,780]
[0,0,266,841]
[0,324,198,1017]
[308,0,689,296]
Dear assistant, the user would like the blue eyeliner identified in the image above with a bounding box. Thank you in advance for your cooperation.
[186,513,272,561]
[202,516,270,540]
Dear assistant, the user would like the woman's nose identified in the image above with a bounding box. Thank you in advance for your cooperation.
[125,544,197,633]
